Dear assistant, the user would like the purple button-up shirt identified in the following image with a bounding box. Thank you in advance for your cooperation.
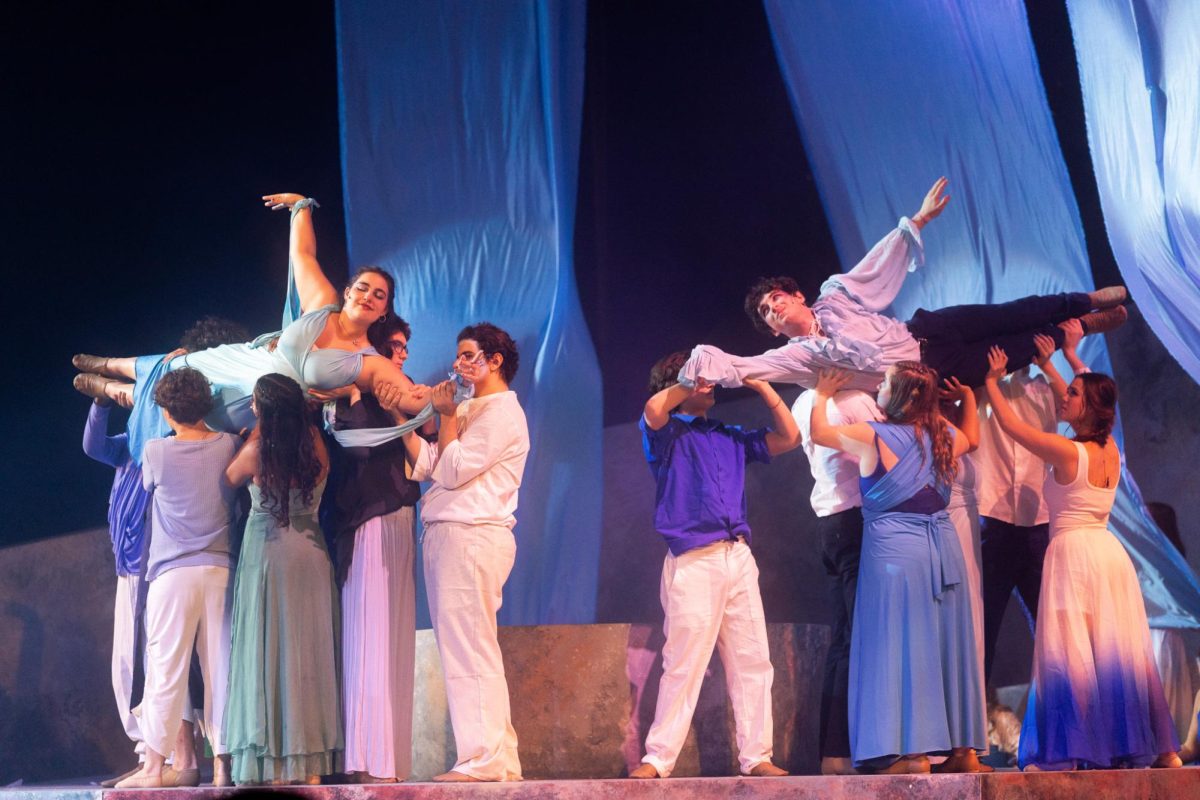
[640,413,771,556]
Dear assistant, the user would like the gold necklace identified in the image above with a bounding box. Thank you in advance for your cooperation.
[337,315,364,348]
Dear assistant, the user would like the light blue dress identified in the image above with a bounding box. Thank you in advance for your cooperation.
[848,422,985,767]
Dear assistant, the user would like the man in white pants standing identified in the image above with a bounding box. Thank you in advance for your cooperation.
[399,322,529,782]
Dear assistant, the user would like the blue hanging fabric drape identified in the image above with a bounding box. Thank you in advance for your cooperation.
[1066,0,1200,382]
[336,0,601,624]
[763,0,1200,628]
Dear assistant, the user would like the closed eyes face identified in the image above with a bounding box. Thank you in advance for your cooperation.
[344,274,390,319]
[876,368,895,409]
[757,290,814,337]
[1060,378,1086,424]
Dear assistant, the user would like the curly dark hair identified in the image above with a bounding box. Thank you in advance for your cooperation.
[458,322,519,384]
[744,276,804,336]
[1073,372,1118,447]
[367,313,413,358]
[253,373,323,527]
[879,361,956,488]
[647,351,690,394]
[345,266,398,346]
[179,316,251,352]
[153,367,213,425]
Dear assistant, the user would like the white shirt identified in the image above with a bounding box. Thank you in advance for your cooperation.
[680,219,924,393]
[412,390,530,529]
[975,368,1056,526]
[792,388,885,517]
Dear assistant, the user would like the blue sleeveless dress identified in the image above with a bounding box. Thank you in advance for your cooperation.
[848,422,986,767]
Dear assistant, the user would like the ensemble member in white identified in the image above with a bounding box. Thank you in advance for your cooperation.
[792,387,883,775]
[119,368,239,789]
[982,347,1180,770]
[397,323,529,782]
[629,352,797,779]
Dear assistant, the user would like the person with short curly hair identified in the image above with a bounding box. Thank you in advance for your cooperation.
[385,321,527,782]
[119,368,240,788]
[680,178,1129,394]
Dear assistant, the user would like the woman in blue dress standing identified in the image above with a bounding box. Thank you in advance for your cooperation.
[810,361,987,773]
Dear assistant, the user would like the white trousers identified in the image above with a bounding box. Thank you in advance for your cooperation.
[140,565,231,757]
[342,508,417,780]
[642,538,774,777]
[423,521,521,781]
[112,574,145,759]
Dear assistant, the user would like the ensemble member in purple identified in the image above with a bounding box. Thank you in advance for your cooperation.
[628,351,799,779]
[678,178,1129,394]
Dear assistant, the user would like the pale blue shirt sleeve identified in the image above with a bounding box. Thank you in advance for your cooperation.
[819,218,923,311]
[678,341,883,393]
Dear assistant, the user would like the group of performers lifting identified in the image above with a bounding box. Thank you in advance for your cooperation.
[71,180,1194,786]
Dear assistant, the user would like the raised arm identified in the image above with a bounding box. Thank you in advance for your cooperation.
[942,376,979,455]
[822,177,949,311]
[984,347,1077,472]
[82,402,130,468]
[1032,332,1069,405]
[263,192,338,313]
[1059,318,1088,377]
[810,369,879,469]
[644,382,698,430]
[743,378,800,455]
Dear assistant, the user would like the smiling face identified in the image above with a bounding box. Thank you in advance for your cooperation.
[1059,377,1087,426]
[342,271,391,326]
[756,289,816,338]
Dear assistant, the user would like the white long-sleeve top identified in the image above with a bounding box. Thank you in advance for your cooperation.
[975,368,1055,526]
[792,388,885,517]
[411,390,530,529]
[679,219,924,392]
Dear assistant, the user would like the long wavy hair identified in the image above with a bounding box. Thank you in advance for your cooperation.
[1072,372,1117,447]
[253,373,323,527]
[879,361,956,487]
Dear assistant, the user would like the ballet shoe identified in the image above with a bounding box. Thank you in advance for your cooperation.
[115,771,164,789]
[432,770,483,782]
[72,353,116,376]
[100,765,141,788]
[1087,286,1127,309]
[1079,305,1128,335]
[167,766,201,787]
[742,761,788,777]
[628,763,660,779]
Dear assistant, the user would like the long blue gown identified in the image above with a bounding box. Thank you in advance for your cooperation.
[848,422,986,767]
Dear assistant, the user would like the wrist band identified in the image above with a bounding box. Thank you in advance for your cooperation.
[291,197,320,220]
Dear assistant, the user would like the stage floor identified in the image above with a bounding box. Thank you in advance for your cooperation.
[4,770,1198,800]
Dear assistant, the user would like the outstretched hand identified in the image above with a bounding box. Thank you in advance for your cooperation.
[912,177,950,228]
[814,368,852,397]
[1032,333,1057,367]
[262,193,307,211]
[986,346,1009,381]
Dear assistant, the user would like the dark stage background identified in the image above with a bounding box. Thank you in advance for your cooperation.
[0,1,1129,547]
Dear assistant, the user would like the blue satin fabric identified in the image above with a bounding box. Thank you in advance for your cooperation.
[1066,0,1200,629]
[763,0,1200,628]
[336,1,601,624]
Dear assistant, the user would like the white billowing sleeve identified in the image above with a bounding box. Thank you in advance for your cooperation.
[430,403,522,490]
[820,218,924,312]
[678,342,882,392]
[409,436,439,483]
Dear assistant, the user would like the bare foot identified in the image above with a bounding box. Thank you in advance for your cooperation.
[1152,752,1182,769]
[933,749,993,773]
[875,755,930,774]
[628,762,659,779]
[821,756,858,775]
[432,771,483,782]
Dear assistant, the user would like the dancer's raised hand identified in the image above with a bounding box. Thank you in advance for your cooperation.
[262,192,307,211]
[939,375,970,402]
[912,177,950,228]
[986,346,1009,381]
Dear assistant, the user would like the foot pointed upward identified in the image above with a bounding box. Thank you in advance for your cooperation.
[1087,285,1127,309]
[1080,305,1129,335]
